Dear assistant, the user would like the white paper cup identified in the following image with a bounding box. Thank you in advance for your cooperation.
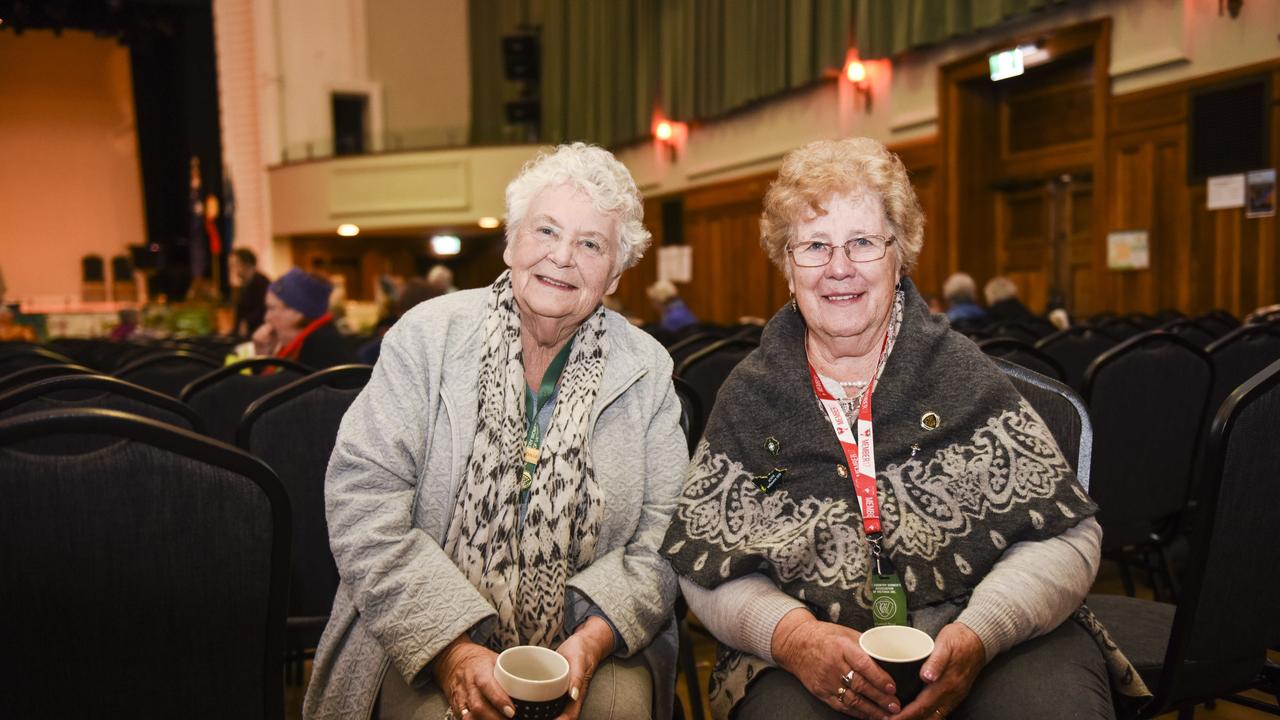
[493,646,571,719]
[859,625,935,704]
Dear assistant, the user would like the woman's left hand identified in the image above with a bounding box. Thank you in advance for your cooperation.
[889,623,987,720]
[554,616,616,720]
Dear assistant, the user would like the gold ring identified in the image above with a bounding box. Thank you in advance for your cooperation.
[836,687,847,699]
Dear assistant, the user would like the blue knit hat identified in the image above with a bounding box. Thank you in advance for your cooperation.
[270,268,332,319]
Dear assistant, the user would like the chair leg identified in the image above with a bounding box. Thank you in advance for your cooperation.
[1117,557,1137,597]
[1157,544,1182,602]
[678,619,707,720]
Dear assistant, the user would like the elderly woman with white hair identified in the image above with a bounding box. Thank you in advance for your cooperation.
[305,143,687,720]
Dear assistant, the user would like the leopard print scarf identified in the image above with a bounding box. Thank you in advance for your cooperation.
[445,270,608,649]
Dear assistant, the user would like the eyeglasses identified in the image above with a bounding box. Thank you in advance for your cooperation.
[787,235,895,267]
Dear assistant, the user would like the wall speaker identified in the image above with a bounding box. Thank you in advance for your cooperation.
[502,35,539,82]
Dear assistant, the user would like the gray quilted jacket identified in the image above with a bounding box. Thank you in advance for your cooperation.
[304,287,686,719]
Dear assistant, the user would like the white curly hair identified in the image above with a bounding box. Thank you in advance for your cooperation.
[505,143,651,273]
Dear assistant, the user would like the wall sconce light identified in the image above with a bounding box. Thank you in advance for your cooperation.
[337,223,360,237]
[652,117,687,161]
[845,59,872,111]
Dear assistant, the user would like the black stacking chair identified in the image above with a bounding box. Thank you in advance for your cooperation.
[1196,310,1239,338]
[237,364,372,684]
[0,346,75,376]
[1125,313,1163,331]
[1036,327,1117,392]
[1088,358,1280,719]
[1161,319,1217,349]
[0,362,97,394]
[993,358,1091,487]
[666,329,731,368]
[0,409,288,719]
[180,358,311,443]
[1094,317,1146,341]
[675,337,758,428]
[1204,324,1280,418]
[115,350,221,397]
[0,375,204,451]
[979,338,1066,382]
[672,375,704,456]
[988,320,1040,344]
[672,372,709,720]
[1084,332,1212,600]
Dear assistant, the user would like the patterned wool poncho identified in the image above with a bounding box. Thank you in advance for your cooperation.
[661,279,1143,716]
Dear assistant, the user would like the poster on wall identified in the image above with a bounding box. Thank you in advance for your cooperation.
[658,246,692,283]
[1246,169,1276,219]
[1107,230,1150,271]
[1206,174,1245,210]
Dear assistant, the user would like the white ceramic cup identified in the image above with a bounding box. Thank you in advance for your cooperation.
[493,645,571,703]
[858,625,935,703]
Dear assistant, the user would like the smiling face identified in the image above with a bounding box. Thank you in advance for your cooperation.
[787,191,900,354]
[504,183,621,329]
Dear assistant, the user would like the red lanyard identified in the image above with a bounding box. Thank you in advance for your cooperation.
[807,333,888,537]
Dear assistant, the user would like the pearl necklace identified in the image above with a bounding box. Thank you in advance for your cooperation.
[837,379,869,389]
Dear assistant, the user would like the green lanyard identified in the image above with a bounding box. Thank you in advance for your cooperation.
[520,340,575,504]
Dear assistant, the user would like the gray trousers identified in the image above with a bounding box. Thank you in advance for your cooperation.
[380,655,654,720]
[732,620,1116,720]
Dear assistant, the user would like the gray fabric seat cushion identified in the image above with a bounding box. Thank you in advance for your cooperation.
[1086,593,1175,686]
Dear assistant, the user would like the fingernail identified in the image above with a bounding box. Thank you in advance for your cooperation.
[889,703,901,713]
[502,706,515,718]
[885,684,896,694]
[570,686,580,701]
[923,669,937,681]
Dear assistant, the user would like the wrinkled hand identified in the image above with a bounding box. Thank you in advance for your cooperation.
[554,616,615,720]
[772,609,901,719]
[432,635,515,720]
[889,623,986,720]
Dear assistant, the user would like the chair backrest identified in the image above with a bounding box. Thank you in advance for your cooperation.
[675,338,758,427]
[0,347,76,376]
[115,350,221,397]
[1195,310,1239,337]
[992,358,1092,491]
[181,358,312,443]
[666,330,731,368]
[1148,358,1280,715]
[0,409,288,719]
[1204,324,1280,419]
[0,375,204,451]
[1083,332,1212,550]
[1093,317,1145,341]
[978,338,1065,382]
[1161,318,1217,348]
[987,320,1040,344]
[1035,327,1117,391]
[0,362,97,395]
[672,375,704,455]
[238,365,372,620]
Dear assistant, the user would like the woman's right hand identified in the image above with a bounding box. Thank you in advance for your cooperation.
[431,635,516,720]
[251,322,277,357]
[772,609,901,719]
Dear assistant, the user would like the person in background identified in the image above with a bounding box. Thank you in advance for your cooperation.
[646,279,699,334]
[942,272,987,327]
[426,264,459,294]
[984,276,1036,323]
[108,308,141,342]
[0,306,36,342]
[252,268,352,368]
[229,248,270,338]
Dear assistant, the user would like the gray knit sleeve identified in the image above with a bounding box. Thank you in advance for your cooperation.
[678,574,806,665]
[955,517,1102,659]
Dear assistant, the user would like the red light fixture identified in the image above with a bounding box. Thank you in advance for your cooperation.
[845,60,867,84]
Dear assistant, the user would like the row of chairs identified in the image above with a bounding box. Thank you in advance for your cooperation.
[0,354,373,715]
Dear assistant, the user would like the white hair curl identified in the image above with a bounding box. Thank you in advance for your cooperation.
[504,143,651,272]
